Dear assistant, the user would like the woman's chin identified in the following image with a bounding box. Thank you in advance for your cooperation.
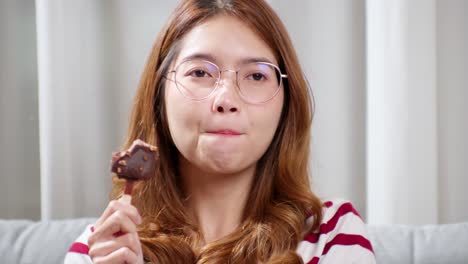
[204,160,244,175]
[199,156,253,176]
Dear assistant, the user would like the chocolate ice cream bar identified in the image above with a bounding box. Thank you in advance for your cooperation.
[111,139,158,194]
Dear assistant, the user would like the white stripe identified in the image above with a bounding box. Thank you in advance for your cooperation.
[73,224,93,245]
[64,252,93,264]
[319,244,376,264]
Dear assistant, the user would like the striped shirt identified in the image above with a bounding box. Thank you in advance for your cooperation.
[296,199,375,263]
[65,199,375,263]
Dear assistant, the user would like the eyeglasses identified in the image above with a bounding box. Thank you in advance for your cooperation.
[166,59,287,104]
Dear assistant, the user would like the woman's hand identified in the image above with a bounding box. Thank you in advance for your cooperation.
[88,196,144,264]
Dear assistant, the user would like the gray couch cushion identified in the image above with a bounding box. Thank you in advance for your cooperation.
[368,222,468,264]
[368,224,414,263]
[1,218,468,263]
[0,218,96,264]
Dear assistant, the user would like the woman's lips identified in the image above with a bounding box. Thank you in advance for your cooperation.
[205,129,243,136]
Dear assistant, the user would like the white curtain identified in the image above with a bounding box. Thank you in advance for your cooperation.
[269,0,468,225]
[34,0,179,219]
[1,0,467,224]
[366,0,468,225]
[0,0,40,220]
[366,0,439,225]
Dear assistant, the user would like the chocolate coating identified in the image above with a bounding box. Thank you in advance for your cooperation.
[111,139,158,181]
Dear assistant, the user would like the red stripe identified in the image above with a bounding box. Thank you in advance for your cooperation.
[304,202,361,243]
[307,256,320,264]
[322,233,374,255]
[68,242,89,254]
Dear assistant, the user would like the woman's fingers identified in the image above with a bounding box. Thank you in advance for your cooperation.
[89,211,137,245]
[88,199,144,264]
[94,199,142,229]
[92,246,140,264]
[88,233,142,260]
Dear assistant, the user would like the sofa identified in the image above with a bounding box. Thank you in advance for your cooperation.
[0,218,467,264]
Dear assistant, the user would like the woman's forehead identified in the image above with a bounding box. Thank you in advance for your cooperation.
[174,15,278,67]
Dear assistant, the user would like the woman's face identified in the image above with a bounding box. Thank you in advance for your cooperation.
[165,15,284,175]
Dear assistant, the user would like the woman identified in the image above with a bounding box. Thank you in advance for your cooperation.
[65,0,375,263]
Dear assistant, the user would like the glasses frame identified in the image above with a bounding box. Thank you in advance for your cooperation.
[166,59,288,104]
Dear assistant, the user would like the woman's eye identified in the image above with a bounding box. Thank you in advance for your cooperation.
[189,69,210,78]
[248,73,266,81]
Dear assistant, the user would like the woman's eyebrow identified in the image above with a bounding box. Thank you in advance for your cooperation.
[239,56,274,65]
[181,52,275,65]
[181,53,217,63]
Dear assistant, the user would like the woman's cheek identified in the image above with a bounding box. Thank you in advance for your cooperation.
[165,91,188,145]
[169,103,205,160]
[257,105,282,147]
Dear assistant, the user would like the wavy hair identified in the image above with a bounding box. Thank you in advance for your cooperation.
[110,0,323,263]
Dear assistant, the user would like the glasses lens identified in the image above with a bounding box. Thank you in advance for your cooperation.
[175,60,219,99]
[238,63,281,103]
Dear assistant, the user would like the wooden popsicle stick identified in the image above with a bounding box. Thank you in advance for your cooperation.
[119,194,132,204]
[119,180,134,204]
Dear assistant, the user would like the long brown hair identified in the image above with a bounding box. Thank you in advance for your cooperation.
[110,0,323,263]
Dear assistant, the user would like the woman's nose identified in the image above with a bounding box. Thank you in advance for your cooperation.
[212,72,240,113]
[216,104,237,113]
